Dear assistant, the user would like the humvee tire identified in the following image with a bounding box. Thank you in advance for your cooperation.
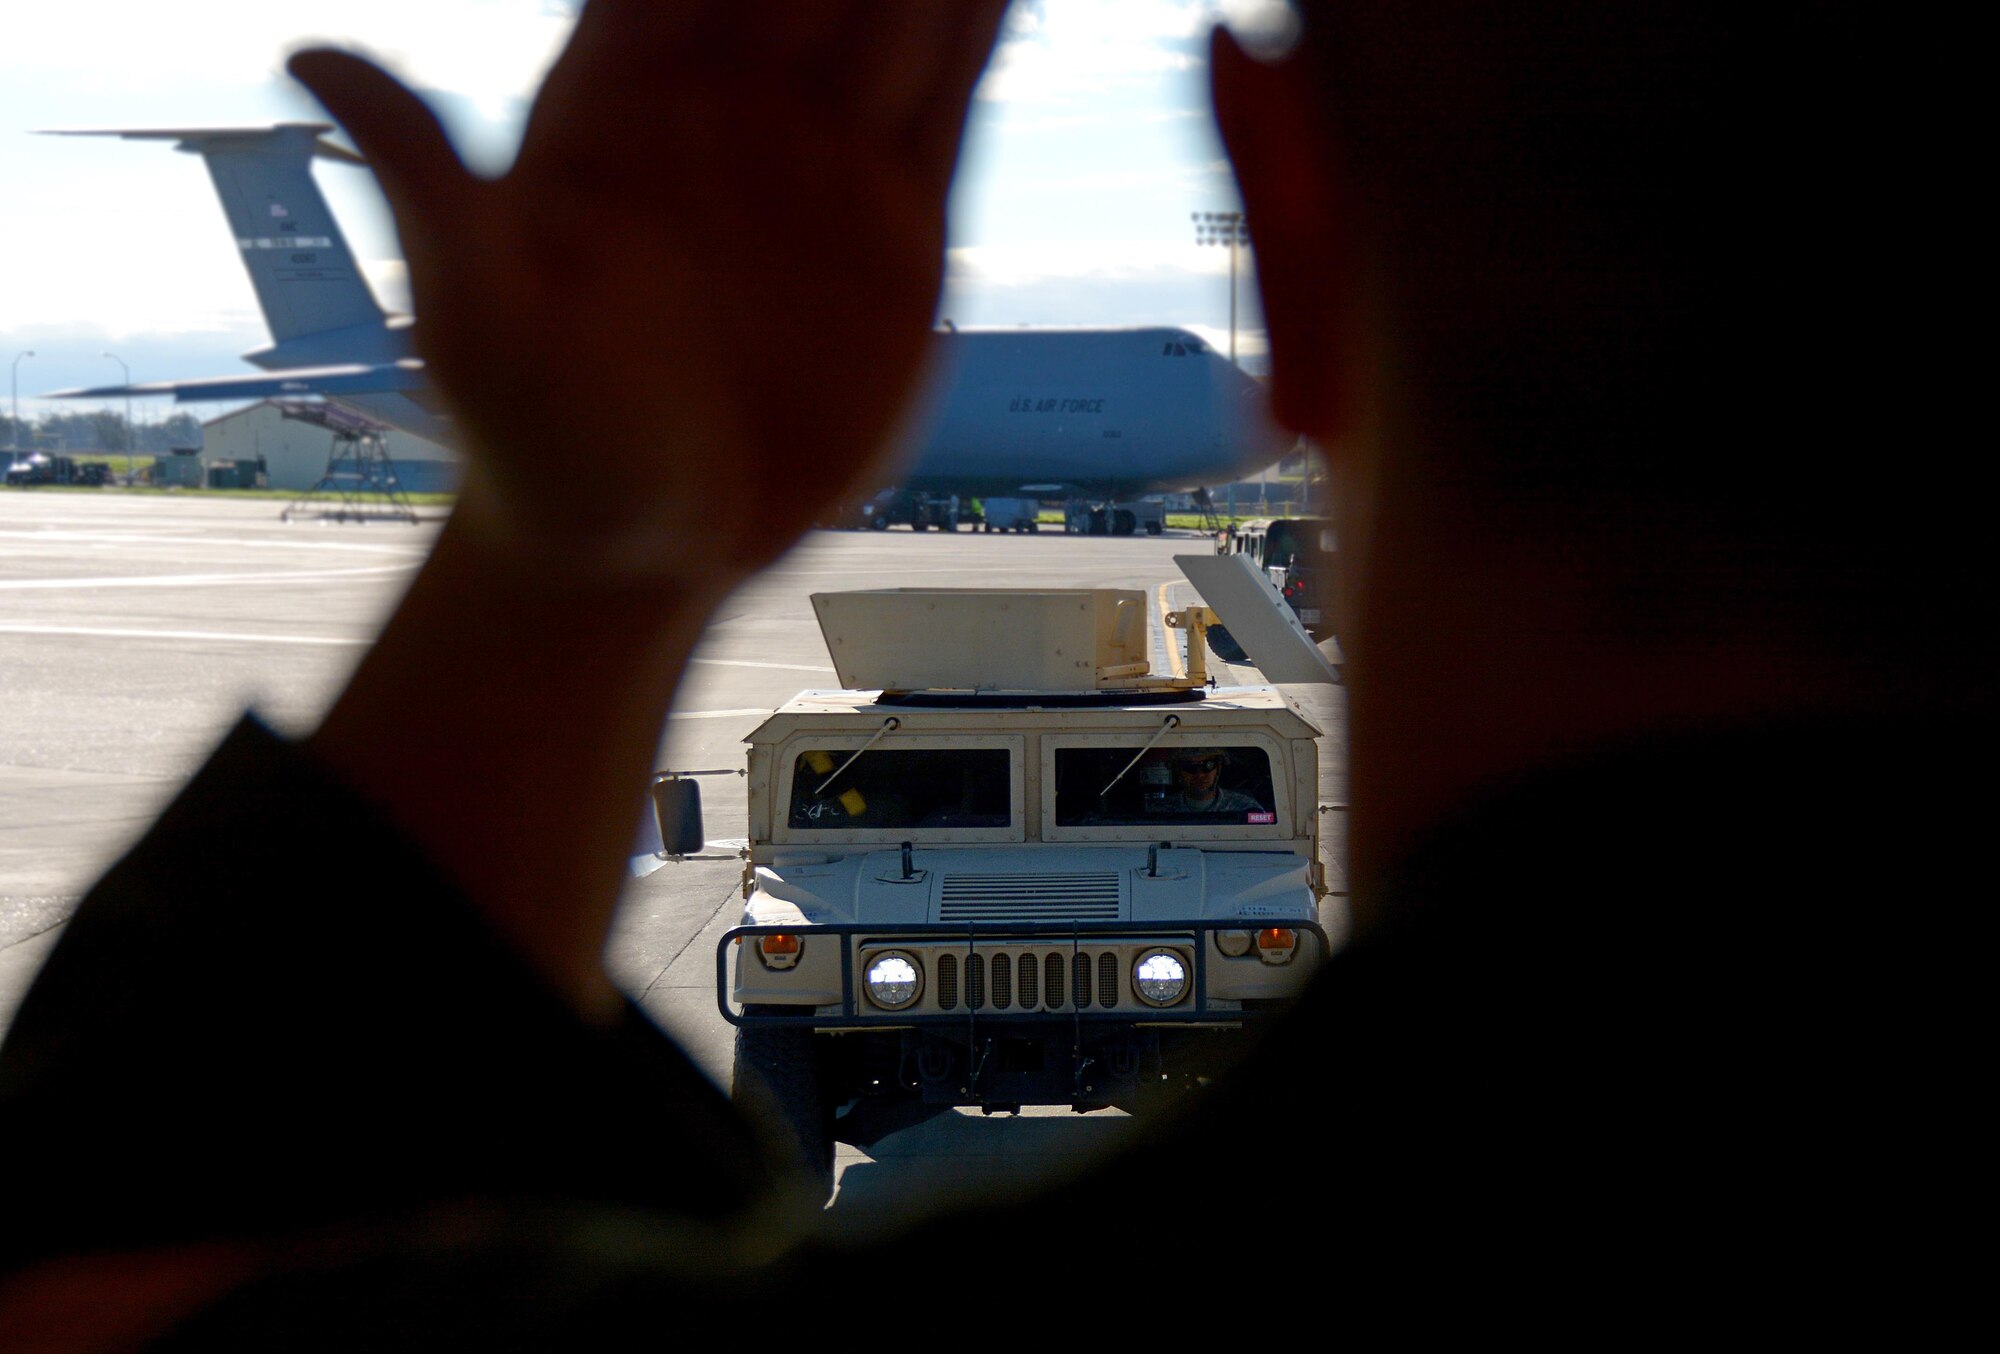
[732,1007,836,1197]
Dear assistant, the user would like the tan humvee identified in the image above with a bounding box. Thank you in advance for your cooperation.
[655,556,1339,1192]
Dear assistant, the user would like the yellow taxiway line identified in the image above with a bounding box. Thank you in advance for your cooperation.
[1157,580,1185,678]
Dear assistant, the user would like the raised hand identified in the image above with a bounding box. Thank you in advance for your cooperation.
[295,5,1011,1013]
[291,1,1008,588]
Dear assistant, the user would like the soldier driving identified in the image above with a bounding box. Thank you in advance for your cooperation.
[1154,747,1263,815]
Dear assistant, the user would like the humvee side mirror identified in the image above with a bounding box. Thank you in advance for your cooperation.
[651,775,705,858]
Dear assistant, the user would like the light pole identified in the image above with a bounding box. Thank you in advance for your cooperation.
[1191,211,1250,366]
[10,350,33,455]
[103,352,134,480]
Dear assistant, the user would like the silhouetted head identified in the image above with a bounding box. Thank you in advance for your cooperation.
[1210,3,1980,893]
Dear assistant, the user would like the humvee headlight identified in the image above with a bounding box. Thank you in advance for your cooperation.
[1133,949,1189,1007]
[1214,929,1253,958]
[863,951,923,1010]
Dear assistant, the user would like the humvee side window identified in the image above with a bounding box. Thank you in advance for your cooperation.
[1054,746,1277,826]
[788,748,1011,830]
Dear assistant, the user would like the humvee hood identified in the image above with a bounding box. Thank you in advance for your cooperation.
[750,846,1314,929]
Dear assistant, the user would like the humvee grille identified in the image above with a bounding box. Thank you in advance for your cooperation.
[915,943,1160,1013]
[938,872,1121,921]
[852,940,1192,1016]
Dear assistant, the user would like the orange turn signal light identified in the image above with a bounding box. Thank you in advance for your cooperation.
[753,931,803,972]
[1256,927,1298,964]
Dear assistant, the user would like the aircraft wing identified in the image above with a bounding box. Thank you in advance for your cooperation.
[37,123,367,167]
[47,361,428,405]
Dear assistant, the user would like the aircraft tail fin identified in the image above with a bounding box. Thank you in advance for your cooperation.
[42,124,386,351]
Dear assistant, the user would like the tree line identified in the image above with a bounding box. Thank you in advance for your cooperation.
[1,410,205,456]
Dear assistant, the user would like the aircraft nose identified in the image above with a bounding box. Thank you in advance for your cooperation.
[1209,353,1296,476]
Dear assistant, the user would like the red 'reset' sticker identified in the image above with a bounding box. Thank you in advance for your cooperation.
[1247,811,1276,824]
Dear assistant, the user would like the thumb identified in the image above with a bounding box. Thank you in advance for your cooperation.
[287,48,477,245]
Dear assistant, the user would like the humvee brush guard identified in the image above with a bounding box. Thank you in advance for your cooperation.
[654,555,1340,1193]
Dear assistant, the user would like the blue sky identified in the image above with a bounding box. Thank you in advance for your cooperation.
[0,0,1287,421]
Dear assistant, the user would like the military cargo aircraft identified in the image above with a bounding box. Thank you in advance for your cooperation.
[44,125,1292,509]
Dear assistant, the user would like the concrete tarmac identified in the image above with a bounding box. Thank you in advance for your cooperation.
[0,489,1345,1215]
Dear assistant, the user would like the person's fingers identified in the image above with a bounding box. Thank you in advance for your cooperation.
[761,0,856,78]
[517,3,1004,192]
[512,1,740,187]
[541,0,714,80]
[287,48,476,242]
[900,0,1011,183]
[816,0,935,127]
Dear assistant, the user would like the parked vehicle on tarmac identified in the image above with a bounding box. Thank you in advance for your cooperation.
[1064,498,1165,536]
[651,556,1342,1193]
[1211,517,1337,659]
[852,488,966,531]
[977,496,1041,532]
[3,453,108,488]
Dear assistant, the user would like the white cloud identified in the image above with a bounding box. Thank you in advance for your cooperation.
[980,0,1209,105]
[940,237,1264,357]
[994,158,1231,198]
[989,106,1205,135]
[5,2,1264,368]
[1,1,569,119]
[361,260,413,316]
[1215,0,1302,57]
[0,2,565,345]
[950,238,1243,286]
[979,0,1297,104]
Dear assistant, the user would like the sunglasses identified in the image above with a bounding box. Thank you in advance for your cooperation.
[1179,758,1222,773]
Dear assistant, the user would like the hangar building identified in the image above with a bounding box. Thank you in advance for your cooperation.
[200,401,457,494]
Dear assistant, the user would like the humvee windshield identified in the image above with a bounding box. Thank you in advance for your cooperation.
[1263,522,1313,569]
[1054,746,1277,826]
[788,748,1011,830]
